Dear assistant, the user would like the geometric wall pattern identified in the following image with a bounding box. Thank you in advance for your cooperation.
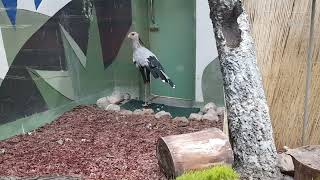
[29,8,115,109]
[0,0,72,80]
[0,0,133,124]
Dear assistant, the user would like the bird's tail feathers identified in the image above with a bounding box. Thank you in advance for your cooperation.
[150,69,159,79]
[167,79,175,88]
[159,70,175,88]
[149,68,175,88]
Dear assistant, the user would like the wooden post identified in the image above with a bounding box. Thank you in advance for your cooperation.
[156,128,233,178]
[287,145,320,180]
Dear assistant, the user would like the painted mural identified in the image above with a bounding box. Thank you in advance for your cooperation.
[0,0,136,125]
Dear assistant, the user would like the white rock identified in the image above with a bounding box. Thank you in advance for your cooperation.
[105,104,121,112]
[202,102,217,113]
[207,109,218,116]
[146,123,152,129]
[216,107,225,116]
[120,110,133,115]
[65,138,73,142]
[202,113,219,122]
[142,108,154,115]
[188,113,203,121]
[133,109,143,115]
[155,111,172,119]
[197,111,204,115]
[57,139,64,145]
[278,153,294,173]
[173,117,189,123]
[96,97,110,109]
[123,93,131,100]
[0,148,5,155]
[107,93,124,104]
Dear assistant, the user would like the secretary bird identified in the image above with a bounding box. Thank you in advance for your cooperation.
[127,32,175,106]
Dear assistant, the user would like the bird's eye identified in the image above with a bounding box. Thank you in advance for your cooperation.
[131,33,135,36]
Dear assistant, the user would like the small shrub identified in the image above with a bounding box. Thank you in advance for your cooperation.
[176,165,239,180]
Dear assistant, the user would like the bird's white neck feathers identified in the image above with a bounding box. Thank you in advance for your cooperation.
[132,39,142,49]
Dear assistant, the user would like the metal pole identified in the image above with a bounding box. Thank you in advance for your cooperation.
[302,0,316,145]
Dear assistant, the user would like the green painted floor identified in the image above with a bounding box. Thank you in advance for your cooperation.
[121,99,200,118]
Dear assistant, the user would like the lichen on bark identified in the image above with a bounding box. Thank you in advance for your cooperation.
[207,0,281,179]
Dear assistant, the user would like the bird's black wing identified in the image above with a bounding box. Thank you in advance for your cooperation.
[147,56,164,69]
[146,56,175,88]
[146,56,162,78]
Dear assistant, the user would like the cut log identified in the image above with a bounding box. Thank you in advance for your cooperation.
[156,128,233,178]
[286,145,320,180]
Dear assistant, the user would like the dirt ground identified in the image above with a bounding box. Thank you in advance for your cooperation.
[0,105,223,180]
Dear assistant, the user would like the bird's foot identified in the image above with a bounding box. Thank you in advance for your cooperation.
[142,101,151,107]
[142,102,148,107]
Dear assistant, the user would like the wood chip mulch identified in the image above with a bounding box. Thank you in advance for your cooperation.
[0,105,222,180]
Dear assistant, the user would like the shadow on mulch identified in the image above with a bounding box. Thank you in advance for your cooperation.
[0,105,222,180]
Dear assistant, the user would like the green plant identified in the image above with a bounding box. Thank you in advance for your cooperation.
[176,165,239,180]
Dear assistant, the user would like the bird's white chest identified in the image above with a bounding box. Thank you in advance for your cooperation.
[133,47,155,67]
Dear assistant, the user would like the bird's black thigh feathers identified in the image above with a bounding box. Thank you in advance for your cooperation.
[139,66,147,83]
[145,68,150,82]
[139,66,150,84]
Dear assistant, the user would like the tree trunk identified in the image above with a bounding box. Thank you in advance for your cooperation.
[207,0,281,179]
[156,128,233,178]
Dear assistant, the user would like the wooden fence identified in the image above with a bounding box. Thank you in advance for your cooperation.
[243,0,320,148]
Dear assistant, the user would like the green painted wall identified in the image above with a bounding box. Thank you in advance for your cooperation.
[0,0,225,140]
[0,1,142,140]
[149,0,196,100]
[202,58,225,106]
[0,89,113,140]
[0,8,50,66]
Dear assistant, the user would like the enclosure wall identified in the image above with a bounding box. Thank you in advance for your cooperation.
[0,0,225,140]
[0,0,143,139]
[195,0,224,106]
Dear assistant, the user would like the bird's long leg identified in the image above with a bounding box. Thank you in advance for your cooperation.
[145,68,151,106]
[143,83,148,107]
[139,67,148,107]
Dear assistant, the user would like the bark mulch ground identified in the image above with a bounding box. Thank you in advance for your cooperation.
[0,105,223,180]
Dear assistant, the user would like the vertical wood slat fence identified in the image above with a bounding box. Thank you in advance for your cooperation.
[243,0,320,148]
